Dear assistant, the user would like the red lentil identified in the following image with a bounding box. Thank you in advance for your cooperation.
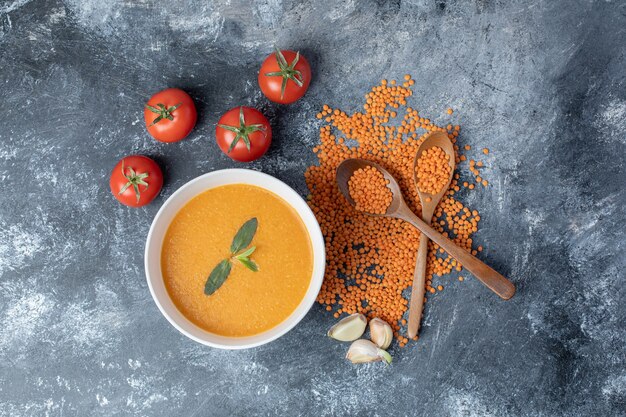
[306,77,488,344]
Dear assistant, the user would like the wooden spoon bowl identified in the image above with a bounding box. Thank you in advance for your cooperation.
[336,158,406,216]
[413,131,457,219]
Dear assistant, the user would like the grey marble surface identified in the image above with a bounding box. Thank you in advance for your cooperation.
[1,0,625,416]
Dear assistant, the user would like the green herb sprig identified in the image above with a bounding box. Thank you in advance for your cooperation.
[204,218,259,296]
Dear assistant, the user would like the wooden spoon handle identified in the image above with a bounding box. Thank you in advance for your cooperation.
[399,210,515,300]
[407,232,429,338]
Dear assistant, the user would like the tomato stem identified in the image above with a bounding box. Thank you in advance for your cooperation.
[217,107,266,153]
[146,102,182,127]
[119,160,149,203]
[264,46,304,100]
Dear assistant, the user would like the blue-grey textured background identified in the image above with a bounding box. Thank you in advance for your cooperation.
[0,0,625,416]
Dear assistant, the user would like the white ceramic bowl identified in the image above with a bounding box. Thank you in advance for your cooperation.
[145,169,325,349]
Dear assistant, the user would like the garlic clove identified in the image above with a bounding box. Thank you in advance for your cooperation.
[327,313,367,342]
[346,339,392,364]
[369,317,393,349]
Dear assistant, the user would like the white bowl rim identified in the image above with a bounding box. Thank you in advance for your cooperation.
[144,168,325,350]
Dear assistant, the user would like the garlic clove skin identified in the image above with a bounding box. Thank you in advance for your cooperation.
[346,339,392,364]
[369,317,393,350]
[327,313,367,342]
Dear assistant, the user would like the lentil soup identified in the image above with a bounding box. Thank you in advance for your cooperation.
[161,184,313,337]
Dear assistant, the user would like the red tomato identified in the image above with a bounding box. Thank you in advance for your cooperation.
[110,155,163,207]
[144,88,197,142]
[258,48,311,104]
[216,106,272,162]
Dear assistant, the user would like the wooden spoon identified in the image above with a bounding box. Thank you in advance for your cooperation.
[407,131,456,339]
[336,158,515,321]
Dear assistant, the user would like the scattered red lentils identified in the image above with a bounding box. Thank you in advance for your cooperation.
[306,77,489,344]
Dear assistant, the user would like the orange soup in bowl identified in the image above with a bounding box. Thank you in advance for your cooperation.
[161,184,313,337]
